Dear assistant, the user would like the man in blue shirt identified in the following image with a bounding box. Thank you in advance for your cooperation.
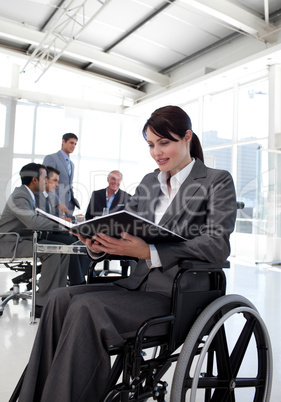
[85,170,131,220]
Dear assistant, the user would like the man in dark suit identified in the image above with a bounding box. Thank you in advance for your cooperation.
[35,166,90,285]
[0,163,70,313]
[85,170,131,220]
[43,133,80,217]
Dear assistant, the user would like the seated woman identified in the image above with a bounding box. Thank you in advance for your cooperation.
[18,105,237,402]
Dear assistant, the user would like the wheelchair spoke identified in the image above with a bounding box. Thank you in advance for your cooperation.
[171,295,272,402]
[229,314,256,377]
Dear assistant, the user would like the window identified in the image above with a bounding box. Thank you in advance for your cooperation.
[202,90,233,147]
[35,106,67,155]
[204,146,232,172]
[80,111,121,159]
[14,103,35,154]
[236,141,267,234]
[183,101,200,137]
[237,80,268,141]
[0,103,6,147]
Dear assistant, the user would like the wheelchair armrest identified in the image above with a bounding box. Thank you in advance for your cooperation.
[178,259,230,270]
[237,201,245,209]
[91,254,138,264]
[87,255,139,284]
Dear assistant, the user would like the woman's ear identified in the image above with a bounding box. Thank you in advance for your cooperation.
[184,130,192,143]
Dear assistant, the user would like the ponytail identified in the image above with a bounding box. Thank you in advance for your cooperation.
[190,132,204,163]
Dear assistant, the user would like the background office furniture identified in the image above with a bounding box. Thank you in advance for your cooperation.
[0,232,36,317]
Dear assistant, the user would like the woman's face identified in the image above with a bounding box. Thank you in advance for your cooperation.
[146,127,192,176]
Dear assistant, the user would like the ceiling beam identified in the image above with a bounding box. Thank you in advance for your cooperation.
[104,0,176,53]
[0,19,169,87]
[0,84,126,113]
[179,0,276,41]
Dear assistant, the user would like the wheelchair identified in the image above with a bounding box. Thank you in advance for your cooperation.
[9,257,272,402]
[84,256,272,402]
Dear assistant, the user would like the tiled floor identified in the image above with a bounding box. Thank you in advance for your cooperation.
[0,258,280,401]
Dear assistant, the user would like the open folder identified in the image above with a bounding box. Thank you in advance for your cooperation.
[36,208,186,243]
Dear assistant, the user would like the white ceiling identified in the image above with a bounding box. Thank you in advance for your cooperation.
[0,0,280,111]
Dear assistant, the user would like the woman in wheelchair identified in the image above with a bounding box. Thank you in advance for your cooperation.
[17,105,237,401]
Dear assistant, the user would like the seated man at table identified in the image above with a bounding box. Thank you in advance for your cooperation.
[35,165,69,217]
[85,170,131,220]
[0,163,70,316]
[35,166,90,286]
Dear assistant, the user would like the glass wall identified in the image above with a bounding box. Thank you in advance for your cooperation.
[10,101,150,212]
[202,90,233,147]
[0,102,6,148]
[2,75,272,262]
[182,78,269,243]
[254,148,281,263]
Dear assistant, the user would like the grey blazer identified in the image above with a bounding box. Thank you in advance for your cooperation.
[35,191,59,217]
[116,158,237,298]
[43,151,79,214]
[0,185,60,257]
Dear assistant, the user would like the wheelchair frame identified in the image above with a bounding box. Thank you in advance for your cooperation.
[99,259,272,402]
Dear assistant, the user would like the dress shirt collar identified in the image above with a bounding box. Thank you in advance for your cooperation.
[157,158,195,197]
[106,188,119,209]
[43,190,49,198]
[60,149,70,161]
[24,185,36,206]
[106,188,119,198]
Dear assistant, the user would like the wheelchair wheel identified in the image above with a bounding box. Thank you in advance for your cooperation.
[171,294,272,402]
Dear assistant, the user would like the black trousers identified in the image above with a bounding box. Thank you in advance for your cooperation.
[19,283,171,402]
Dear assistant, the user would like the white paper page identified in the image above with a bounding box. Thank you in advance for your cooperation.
[36,208,74,229]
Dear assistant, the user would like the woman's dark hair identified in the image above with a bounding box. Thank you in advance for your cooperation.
[142,105,204,162]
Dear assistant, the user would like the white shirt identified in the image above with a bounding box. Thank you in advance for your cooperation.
[24,185,36,208]
[148,159,195,268]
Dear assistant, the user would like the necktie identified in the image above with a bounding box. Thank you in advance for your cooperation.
[66,158,71,176]
[45,196,50,213]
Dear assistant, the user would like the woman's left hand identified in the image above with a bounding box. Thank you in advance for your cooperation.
[79,232,151,260]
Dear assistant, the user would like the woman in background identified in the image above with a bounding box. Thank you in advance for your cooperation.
[18,105,237,402]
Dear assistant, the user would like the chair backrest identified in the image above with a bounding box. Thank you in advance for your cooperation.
[169,260,229,350]
[0,232,21,263]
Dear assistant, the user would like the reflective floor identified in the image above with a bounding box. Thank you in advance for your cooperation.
[0,258,280,401]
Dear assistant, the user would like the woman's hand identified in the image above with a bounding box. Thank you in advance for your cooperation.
[78,232,151,260]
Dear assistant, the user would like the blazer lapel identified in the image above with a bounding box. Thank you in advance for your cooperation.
[58,151,70,177]
[146,175,162,223]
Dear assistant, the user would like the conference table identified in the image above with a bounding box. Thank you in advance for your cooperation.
[31,231,88,323]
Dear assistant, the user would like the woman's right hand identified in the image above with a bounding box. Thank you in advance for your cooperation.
[77,235,102,254]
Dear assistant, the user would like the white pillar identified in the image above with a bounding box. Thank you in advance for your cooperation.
[266,64,281,261]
